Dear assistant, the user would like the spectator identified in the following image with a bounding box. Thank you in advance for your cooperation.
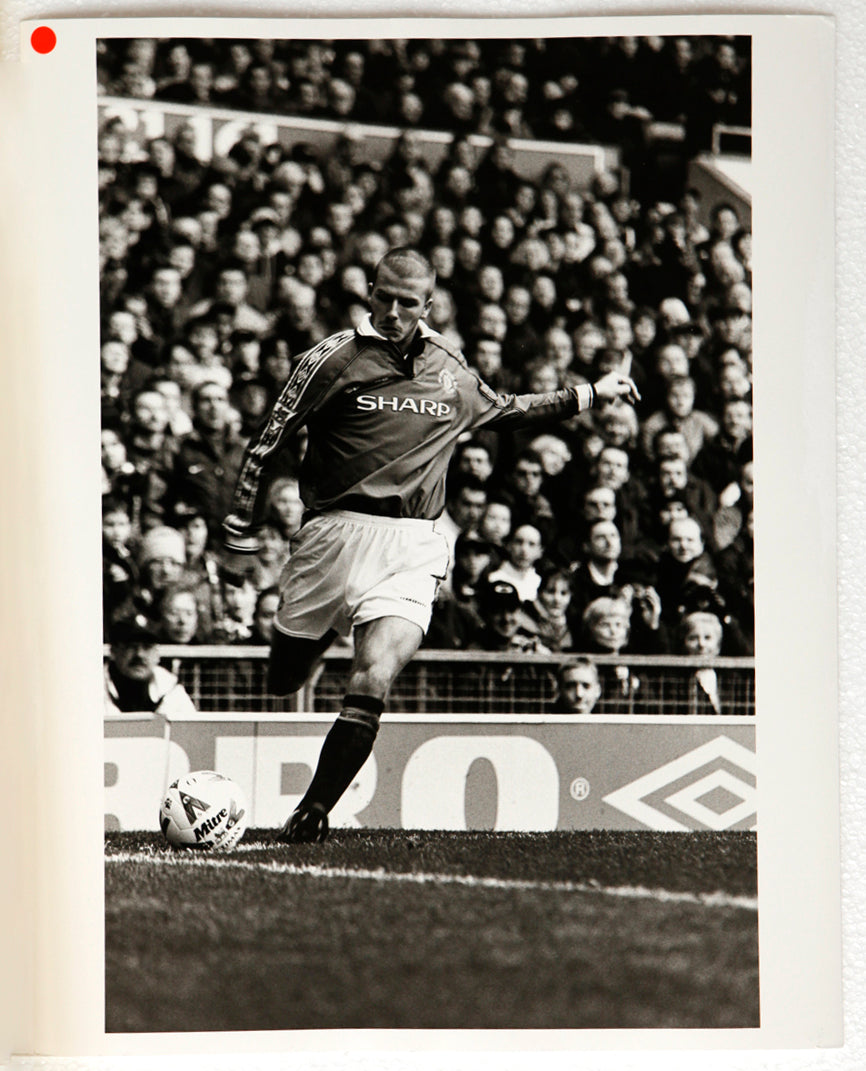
[438,474,489,558]
[102,495,138,629]
[529,565,575,652]
[487,523,545,603]
[470,579,548,653]
[479,498,513,548]
[677,611,740,714]
[158,583,203,644]
[104,615,198,715]
[265,476,305,540]
[251,586,281,645]
[579,595,632,655]
[654,515,717,625]
[551,658,602,713]
[640,374,719,462]
[569,519,624,621]
[499,449,556,541]
[171,380,247,530]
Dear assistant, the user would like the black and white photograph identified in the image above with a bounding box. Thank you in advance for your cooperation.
[1,10,844,1065]
[96,29,760,1033]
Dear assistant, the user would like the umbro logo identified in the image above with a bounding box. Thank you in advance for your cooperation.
[603,736,757,832]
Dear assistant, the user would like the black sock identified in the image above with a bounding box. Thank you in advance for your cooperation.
[299,694,384,814]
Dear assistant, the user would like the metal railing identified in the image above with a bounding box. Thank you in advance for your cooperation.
[127,646,756,717]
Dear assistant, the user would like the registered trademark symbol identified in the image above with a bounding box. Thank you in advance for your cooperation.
[570,777,590,801]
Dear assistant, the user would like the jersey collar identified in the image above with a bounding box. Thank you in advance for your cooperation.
[356,314,434,368]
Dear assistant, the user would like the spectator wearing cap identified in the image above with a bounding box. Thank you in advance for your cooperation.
[170,380,247,531]
[469,579,548,653]
[105,615,198,715]
[109,523,186,630]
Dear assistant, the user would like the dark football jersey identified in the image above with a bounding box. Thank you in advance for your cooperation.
[224,318,591,550]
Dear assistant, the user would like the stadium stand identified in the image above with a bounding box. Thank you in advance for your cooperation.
[98,35,753,708]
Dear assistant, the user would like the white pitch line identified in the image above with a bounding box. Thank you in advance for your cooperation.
[106,850,757,912]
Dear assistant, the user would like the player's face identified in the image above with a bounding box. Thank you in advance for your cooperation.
[369,266,433,353]
[560,667,602,713]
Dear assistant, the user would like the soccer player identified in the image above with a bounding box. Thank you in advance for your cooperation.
[223,247,639,843]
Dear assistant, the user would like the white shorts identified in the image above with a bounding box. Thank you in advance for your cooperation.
[274,510,451,640]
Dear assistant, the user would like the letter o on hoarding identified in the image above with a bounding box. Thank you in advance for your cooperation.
[401,736,559,831]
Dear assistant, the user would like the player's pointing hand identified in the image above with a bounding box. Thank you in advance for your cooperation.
[593,370,641,406]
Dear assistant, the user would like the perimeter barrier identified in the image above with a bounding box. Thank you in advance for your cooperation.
[105,647,756,834]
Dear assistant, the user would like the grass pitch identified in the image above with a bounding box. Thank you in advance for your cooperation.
[105,829,758,1033]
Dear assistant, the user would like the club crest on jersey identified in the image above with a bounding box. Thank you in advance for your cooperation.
[438,368,458,396]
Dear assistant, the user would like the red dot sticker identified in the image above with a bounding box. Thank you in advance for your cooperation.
[31,26,56,54]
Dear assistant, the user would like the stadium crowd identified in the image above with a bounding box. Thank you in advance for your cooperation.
[97,36,750,155]
[98,35,754,680]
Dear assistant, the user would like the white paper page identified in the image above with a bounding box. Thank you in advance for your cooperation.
[0,6,856,1071]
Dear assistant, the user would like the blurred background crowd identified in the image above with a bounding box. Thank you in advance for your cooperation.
[97,35,753,671]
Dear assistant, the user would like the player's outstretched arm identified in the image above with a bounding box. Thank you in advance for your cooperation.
[593,370,641,406]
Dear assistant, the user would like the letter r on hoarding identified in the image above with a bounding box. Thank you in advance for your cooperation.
[401,736,559,831]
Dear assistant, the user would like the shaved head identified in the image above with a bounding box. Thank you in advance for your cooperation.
[375,247,436,298]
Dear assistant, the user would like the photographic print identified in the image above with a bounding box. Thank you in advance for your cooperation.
[94,28,762,1034]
